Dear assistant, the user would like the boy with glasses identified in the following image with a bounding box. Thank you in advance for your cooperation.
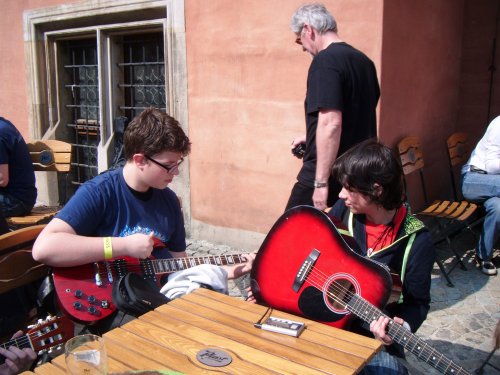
[33,108,254,331]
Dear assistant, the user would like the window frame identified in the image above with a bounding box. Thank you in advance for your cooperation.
[23,0,191,231]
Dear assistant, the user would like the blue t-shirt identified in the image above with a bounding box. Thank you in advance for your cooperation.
[56,168,186,259]
[0,117,37,206]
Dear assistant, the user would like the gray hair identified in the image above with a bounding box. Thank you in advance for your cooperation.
[290,3,338,34]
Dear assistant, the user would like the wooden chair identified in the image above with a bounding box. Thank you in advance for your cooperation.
[0,225,48,294]
[446,132,485,222]
[397,136,483,286]
[0,225,74,349]
[446,132,470,201]
[7,140,72,229]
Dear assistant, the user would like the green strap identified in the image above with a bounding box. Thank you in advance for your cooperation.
[397,233,416,304]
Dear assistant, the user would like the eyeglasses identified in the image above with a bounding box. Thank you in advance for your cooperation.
[145,155,184,173]
[295,26,305,45]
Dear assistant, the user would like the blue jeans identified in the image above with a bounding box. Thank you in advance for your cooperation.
[0,192,32,217]
[359,350,408,375]
[461,172,500,260]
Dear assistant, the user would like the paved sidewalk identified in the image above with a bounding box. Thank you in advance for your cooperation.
[406,245,500,375]
[186,232,500,375]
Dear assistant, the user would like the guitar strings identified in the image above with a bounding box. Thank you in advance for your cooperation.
[1,319,67,354]
[1,330,53,351]
[89,254,247,277]
[302,265,468,375]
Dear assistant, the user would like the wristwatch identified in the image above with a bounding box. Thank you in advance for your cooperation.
[313,180,328,188]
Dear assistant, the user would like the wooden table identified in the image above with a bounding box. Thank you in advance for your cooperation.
[28,288,381,374]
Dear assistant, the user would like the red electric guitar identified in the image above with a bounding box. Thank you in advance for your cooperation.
[251,206,471,375]
[0,315,73,362]
[53,253,249,323]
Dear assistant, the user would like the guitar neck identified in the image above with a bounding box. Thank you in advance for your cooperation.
[152,253,247,276]
[347,295,471,375]
[0,334,32,352]
[0,334,32,364]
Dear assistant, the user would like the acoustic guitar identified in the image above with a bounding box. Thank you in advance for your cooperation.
[250,205,471,375]
[53,253,248,323]
[0,315,73,364]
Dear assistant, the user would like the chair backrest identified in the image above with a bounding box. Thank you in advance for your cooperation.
[446,133,470,201]
[28,140,72,172]
[0,225,48,294]
[396,136,429,204]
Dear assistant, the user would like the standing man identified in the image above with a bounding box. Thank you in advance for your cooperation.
[0,117,37,217]
[286,3,380,211]
[461,115,500,276]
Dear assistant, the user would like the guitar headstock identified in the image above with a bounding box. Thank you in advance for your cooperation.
[27,315,74,353]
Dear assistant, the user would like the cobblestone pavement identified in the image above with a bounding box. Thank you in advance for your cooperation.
[186,232,500,375]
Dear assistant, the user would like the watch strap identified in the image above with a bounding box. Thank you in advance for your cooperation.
[314,180,328,188]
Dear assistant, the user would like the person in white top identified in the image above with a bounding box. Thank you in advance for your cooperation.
[461,115,500,275]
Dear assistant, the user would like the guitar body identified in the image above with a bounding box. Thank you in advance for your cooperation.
[53,256,159,323]
[251,206,394,329]
[54,265,112,324]
[53,253,248,324]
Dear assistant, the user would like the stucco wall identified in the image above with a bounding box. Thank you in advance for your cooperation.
[379,0,465,210]
[0,0,79,140]
[185,0,383,247]
[457,0,500,142]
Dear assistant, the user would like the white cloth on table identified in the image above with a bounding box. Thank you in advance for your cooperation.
[160,264,228,300]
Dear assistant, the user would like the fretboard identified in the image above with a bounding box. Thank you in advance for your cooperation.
[347,294,471,375]
[152,254,247,275]
[0,335,32,364]
[0,335,31,351]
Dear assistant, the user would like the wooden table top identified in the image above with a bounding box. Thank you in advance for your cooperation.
[27,288,381,374]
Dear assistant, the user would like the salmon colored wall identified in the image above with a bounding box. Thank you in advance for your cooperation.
[5,0,493,244]
[456,0,500,142]
[185,0,383,234]
[0,0,80,140]
[379,1,465,210]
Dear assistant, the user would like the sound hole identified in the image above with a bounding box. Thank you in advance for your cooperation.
[326,278,355,311]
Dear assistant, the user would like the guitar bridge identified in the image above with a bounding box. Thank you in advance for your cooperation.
[292,249,320,292]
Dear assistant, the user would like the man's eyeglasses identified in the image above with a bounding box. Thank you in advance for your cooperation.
[145,155,184,173]
[295,26,305,45]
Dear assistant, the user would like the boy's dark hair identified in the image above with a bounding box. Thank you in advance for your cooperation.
[331,139,405,210]
[123,108,191,160]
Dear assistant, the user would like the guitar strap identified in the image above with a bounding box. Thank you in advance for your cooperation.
[347,211,354,236]
[398,233,416,304]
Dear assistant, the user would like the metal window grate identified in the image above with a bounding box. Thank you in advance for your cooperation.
[59,33,166,192]
[63,40,100,187]
[118,34,166,120]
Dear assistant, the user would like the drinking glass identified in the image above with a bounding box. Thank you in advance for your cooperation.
[65,334,108,375]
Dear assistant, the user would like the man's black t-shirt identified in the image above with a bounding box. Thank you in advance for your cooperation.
[298,42,380,188]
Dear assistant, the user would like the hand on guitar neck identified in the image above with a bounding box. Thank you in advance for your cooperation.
[0,315,73,375]
[370,316,408,346]
[0,331,37,375]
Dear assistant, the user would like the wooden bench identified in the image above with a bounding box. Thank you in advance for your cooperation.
[7,140,72,228]
[0,224,48,294]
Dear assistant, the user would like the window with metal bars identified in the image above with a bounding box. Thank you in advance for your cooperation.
[61,32,166,189]
[120,34,166,120]
[63,39,100,190]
